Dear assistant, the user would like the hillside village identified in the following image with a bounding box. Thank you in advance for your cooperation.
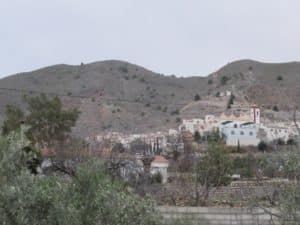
[88,103,299,153]
[82,97,299,186]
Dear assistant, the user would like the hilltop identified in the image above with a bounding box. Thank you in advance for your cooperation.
[0,59,299,137]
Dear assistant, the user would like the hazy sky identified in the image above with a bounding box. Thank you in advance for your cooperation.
[1,0,300,78]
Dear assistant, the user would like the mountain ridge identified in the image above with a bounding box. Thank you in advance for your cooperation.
[0,59,299,137]
[3,59,300,80]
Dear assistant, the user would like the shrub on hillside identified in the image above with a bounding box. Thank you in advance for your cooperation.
[227,94,235,109]
[194,94,201,101]
[287,138,296,146]
[276,138,285,146]
[273,105,279,112]
[170,109,180,115]
[118,65,128,73]
[258,141,268,152]
[220,75,230,85]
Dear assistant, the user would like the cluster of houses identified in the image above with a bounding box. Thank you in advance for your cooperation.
[178,105,298,146]
[88,131,168,152]
[88,103,299,152]
[83,104,298,184]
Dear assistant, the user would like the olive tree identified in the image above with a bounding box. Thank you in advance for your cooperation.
[0,131,160,225]
[1,94,80,149]
[194,141,233,205]
[1,105,24,136]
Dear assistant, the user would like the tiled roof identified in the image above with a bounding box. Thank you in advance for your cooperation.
[152,155,168,163]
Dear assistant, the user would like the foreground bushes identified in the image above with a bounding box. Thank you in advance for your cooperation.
[0,132,159,225]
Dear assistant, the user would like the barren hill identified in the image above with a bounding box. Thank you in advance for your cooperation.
[0,59,299,137]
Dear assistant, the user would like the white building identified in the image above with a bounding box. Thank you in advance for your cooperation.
[220,121,260,146]
[259,125,290,142]
[225,90,232,96]
[179,116,219,136]
[179,119,204,134]
[150,156,169,183]
[168,129,178,136]
[218,90,232,97]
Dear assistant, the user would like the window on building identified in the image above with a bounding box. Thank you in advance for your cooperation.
[249,131,253,136]
[240,131,244,135]
[234,124,238,128]
[231,130,235,135]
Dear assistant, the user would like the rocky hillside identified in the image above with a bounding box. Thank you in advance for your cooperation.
[0,59,299,137]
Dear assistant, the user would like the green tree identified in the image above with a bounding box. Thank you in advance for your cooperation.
[220,75,230,85]
[233,154,256,178]
[251,149,300,224]
[273,105,279,112]
[112,142,125,153]
[25,94,80,148]
[194,131,201,151]
[277,75,283,81]
[0,132,160,225]
[151,172,162,184]
[1,105,24,135]
[194,94,201,101]
[282,149,300,182]
[277,185,300,224]
[227,94,235,109]
[0,130,36,183]
[2,94,80,148]
[170,109,180,115]
[258,141,268,152]
[193,131,201,143]
[194,142,233,205]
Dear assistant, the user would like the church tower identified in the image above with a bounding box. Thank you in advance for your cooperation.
[250,105,260,124]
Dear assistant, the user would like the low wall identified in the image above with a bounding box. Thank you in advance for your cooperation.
[158,206,279,225]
